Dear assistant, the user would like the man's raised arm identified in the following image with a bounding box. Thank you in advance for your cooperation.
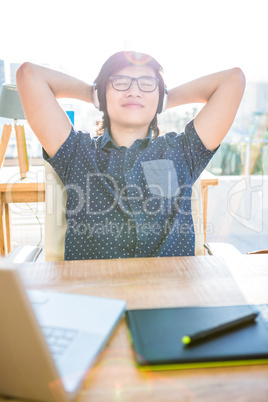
[16,62,93,157]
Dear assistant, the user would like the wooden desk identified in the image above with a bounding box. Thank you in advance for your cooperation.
[16,255,268,401]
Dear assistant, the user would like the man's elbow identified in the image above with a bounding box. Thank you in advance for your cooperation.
[16,62,35,88]
[231,67,246,93]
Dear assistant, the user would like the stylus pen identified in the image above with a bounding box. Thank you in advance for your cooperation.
[181,312,259,345]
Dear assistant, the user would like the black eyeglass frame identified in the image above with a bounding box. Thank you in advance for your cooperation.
[109,75,159,92]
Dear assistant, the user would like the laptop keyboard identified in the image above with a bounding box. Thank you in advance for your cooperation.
[41,326,78,359]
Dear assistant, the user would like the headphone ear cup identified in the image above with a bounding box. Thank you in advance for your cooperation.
[92,82,100,110]
[162,86,168,113]
[157,85,168,114]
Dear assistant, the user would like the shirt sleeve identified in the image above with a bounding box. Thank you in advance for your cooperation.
[164,119,219,181]
[43,126,88,185]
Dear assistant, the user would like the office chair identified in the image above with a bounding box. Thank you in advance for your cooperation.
[44,162,67,261]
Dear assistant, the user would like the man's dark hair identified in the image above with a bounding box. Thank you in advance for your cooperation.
[94,51,165,138]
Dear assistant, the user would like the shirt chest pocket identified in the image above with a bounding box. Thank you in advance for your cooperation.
[141,159,179,198]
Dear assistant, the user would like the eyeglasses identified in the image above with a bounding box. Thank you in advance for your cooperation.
[109,75,159,92]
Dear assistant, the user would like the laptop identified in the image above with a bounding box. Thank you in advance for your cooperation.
[0,260,126,402]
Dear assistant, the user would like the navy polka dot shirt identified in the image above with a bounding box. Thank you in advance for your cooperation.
[43,120,216,260]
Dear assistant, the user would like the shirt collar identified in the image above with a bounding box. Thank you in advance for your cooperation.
[99,128,153,150]
[99,128,114,149]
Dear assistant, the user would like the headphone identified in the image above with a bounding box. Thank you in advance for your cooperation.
[92,81,168,114]
[158,85,168,114]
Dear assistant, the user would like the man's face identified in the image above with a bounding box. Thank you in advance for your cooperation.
[106,64,159,133]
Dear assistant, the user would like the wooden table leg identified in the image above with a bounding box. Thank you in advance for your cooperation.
[0,193,11,256]
[201,184,208,245]
[0,194,5,255]
[4,203,11,254]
